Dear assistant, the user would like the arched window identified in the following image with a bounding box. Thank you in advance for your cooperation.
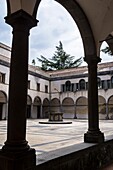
[79,79,85,90]
[97,77,101,89]
[65,81,71,91]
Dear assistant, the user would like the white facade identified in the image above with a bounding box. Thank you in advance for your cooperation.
[0,42,113,120]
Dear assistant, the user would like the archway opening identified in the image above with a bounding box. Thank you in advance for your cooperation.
[27,95,32,118]
[0,91,7,120]
[62,97,74,118]
[50,98,60,113]
[29,0,85,66]
[42,98,50,118]
[108,95,113,119]
[98,95,106,119]
[76,97,88,119]
[33,96,41,118]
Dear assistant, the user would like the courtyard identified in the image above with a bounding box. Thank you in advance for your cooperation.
[0,119,113,158]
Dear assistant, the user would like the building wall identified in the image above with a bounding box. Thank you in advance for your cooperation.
[0,43,113,119]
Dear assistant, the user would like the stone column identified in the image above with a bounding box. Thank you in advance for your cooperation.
[106,103,109,119]
[40,104,43,118]
[84,56,104,143]
[74,104,77,119]
[0,11,37,170]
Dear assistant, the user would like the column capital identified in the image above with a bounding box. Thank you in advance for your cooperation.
[84,55,101,65]
[5,9,38,30]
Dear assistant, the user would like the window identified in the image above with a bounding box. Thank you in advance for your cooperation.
[79,79,85,90]
[45,85,48,93]
[86,82,88,90]
[111,77,113,88]
[61,84,65,92]
[65,81,71,91]
[107,80,111,89]
[28,80,30,89]
[0,73,5,84]
[101,80,105,89]
[97,77,101,89]
[76,83,79,91]
[71,83,74,92]
[37,83,40,91]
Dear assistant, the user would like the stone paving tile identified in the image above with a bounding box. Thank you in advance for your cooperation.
[0,119,113,156]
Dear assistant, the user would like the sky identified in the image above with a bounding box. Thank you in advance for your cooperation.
[0,0,113,66]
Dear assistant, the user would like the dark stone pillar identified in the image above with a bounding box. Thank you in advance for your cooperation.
[84,56,104,143]
[0,10,37,170]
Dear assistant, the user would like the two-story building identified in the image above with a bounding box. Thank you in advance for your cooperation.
[0,42,113,120]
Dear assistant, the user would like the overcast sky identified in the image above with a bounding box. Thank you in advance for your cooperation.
[0,0,113,66]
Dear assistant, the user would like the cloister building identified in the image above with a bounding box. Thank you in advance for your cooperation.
[1,1,113,169]
[1,42,113,121]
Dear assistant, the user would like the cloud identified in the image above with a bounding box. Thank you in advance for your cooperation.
[0,0,12,46]
[29,0,84,65]
[0,0,111,67]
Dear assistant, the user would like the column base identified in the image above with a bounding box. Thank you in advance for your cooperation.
[0,148,36,170]
[84,131,104,143]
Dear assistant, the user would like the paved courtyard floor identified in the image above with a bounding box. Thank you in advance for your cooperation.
[0,119,113,157]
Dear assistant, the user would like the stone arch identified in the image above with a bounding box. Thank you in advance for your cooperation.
[0,91,7,103]
[27,95,32,105]
[42,98,50,118]
[56,0,96,57]
[34,96,41,105]
[98,95,106,119]
[76,97,88,119]
[27,95,32,118]
[62,97,75,118]
[0,91,7,120]
[108,95,113,119]
[50,98,60,113]
[33,96,41,118]
[34,0,96,59]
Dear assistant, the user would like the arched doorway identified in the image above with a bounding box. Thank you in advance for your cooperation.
[98,95,106,119]
[33,96,41,118]
[76,97,88,119]
[27,95,32,118]
[0,91,7,120]
[62,97,74,118]
[42,98,50,118]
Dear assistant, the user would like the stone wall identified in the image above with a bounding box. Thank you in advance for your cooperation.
[36,138,113,170]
